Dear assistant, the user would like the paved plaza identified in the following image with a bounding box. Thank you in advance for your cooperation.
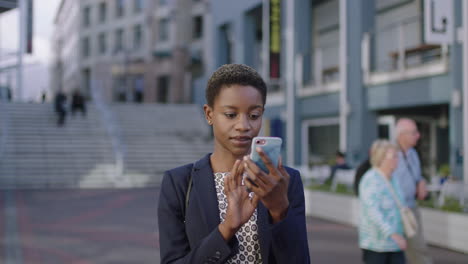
[0,188,466,263]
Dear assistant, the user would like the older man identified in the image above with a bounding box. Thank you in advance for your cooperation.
[393,118,432,264]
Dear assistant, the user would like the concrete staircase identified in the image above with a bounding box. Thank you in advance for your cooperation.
[111,104,213,179]
[0,102,118,188]
[0,102,213,189]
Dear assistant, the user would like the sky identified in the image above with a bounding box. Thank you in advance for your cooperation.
[1,0,61,64]
[0,0,61,101]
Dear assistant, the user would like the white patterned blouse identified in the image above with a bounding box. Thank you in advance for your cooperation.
[214,172,262,264]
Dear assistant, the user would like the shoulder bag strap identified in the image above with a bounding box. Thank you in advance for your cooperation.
[183,164,194,221]
[377,169,404,210]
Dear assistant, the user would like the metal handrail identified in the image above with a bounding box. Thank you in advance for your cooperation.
[0,99,10,165]
[90,79,125,180]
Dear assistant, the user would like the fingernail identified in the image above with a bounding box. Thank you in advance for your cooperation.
[243,155,248,161]
[256,147,262,152]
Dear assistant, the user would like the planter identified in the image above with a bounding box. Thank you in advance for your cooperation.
[305,189,359,226]
[421,207,468,254]
[304,189,468,254]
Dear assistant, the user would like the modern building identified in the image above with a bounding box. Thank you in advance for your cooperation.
[52,0,211,104]
[52,0,153,102]
[201,0,465,181]
[149,0,212,103]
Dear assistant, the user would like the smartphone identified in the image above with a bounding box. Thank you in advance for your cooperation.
[250,137,282,173]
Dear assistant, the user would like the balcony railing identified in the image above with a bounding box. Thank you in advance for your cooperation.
[297,43,341,96]
[362,15,448,81]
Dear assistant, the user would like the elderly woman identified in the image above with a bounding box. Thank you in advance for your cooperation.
[359,140,407,264]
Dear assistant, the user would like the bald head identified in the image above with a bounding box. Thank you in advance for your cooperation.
[395,118,420,150]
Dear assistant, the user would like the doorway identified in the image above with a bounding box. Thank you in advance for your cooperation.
[377,105,449,179]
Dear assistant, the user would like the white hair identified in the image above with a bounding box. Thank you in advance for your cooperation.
[370,139,397,168]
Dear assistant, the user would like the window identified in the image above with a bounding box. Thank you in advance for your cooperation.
[312,0,340,84]
[134,24,143,49]
[115,28,124,52]
[193,16,203,39]
[114,76,127,102]
[134,0,144,13]
[302,118,340,165]
[246,6,263,71]
[82,37,91,58]
[116,0,124,18]
[99,33,107,54]
[133,75,144,103]
[82,68,91,96]
[83,6,91,27]
[306,121,340,165]
[219,24,233,64]
[99,2,107,23]
[159,18,170,41]
[374,0,426,72]
[157,76,170,103]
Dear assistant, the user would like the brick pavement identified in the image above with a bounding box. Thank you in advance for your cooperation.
[0,188,466,263]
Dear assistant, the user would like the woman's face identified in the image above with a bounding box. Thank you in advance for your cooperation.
[381,148,398,172]
[204,84,264,158]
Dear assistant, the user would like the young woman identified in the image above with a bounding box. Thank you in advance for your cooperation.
[359,140,407,264]
[158,64,310,264]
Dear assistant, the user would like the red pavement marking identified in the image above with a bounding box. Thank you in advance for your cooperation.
[30,225,156,248]
[32,189,118,202]
[308,222,354,232]
[0,191,4,260]
[33,246,93,264]
[49,193,135,227]
[154,232,159,249]
[17,191,41,264]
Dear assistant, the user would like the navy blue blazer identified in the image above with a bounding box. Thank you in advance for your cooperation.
[158,154,310,264]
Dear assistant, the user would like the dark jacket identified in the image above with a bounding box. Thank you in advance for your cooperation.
[158,154,310,264]
[354,158,371,196]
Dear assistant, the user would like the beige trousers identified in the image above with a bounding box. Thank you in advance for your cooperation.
[406,206,433,264]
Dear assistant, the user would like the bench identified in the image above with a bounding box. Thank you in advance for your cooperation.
[331,169,356,192]
[297,165,330,185]
[437,181,468,208]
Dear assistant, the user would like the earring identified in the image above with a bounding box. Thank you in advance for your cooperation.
[208,120,212,125]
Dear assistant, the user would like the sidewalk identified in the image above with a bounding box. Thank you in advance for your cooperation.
[0,188,466,263]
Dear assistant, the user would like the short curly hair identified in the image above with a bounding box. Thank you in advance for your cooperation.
[205,64,267,107]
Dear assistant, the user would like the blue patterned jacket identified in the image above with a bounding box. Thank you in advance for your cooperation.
[359,168,405,252]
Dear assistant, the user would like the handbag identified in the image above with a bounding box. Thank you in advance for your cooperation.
[378,170,418,238]
[399,206,418,238]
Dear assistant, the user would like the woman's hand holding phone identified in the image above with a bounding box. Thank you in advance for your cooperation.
[243,147,290,223]
[219,159,260,242]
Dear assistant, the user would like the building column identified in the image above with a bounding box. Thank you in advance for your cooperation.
[344,0,377,166]
[285,0,296,165]
[452,0,465,179]
[293,0,312,165]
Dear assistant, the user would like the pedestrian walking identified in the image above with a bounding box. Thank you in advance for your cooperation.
[393,118,433,264]
[54,90,67,126]
[157,64,310,264]
[359,139,407,264]
[71,89,86,117]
